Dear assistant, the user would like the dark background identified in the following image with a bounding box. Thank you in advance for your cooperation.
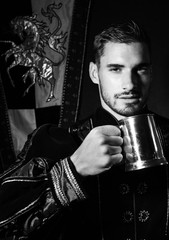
[78,0,169,121]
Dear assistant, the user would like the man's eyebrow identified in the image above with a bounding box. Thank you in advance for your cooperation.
[134,62,152,69]
[106,64,124,68]
[106,63,151,68]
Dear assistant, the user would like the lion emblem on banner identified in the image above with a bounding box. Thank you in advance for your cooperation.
[1,2,68,102]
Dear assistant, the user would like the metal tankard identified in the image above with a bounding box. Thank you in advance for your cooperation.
[119,114,168,171]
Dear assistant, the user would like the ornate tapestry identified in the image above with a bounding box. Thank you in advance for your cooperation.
[0,0,91,174]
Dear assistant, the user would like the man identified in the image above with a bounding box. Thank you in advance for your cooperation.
[0,20,169,240]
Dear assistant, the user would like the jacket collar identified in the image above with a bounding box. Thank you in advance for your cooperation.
[70,106,150,142]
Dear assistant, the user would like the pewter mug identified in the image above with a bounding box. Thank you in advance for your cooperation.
[119,114,168,172]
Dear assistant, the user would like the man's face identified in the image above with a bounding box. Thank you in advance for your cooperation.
[89,42,152,120]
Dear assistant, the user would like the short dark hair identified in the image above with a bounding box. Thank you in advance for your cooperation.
[93,20,151,66]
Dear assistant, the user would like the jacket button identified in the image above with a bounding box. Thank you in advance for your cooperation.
[123,210,133,223]
[119,183,130,195]
[137,182,148,194]
[138,210,150,222]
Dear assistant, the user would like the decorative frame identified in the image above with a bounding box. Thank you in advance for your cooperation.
[59,0,91,128]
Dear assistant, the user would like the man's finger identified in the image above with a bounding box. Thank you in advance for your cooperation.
[98,125,121,136]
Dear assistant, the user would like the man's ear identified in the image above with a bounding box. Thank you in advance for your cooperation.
[89,62,99,84]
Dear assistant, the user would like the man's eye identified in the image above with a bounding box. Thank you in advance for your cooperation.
[137,67,149,74]
[110,67,121,72]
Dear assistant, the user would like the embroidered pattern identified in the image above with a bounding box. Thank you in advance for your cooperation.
[62,158,86,200]
[137,182,148,194]
[51,165,69,206]
[119,183,130,195]
[123,210,133,223]
[138,210,150,222]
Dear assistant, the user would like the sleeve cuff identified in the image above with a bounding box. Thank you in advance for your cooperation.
[50,157,86,206]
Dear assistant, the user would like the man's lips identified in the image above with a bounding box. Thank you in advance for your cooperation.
[118,94,140,99]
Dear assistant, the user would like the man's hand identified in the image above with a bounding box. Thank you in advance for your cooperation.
[70,125,123,176]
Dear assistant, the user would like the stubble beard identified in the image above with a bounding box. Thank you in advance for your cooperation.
[101,93,146,117]
[113,102,143,117]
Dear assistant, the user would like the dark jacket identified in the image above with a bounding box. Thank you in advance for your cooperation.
[0,107,169,240]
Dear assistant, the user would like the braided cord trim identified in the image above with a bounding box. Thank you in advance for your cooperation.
[51,165,69,206]
[62,158,86,200]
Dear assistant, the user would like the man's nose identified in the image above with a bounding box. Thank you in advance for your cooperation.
[122,72,137,90]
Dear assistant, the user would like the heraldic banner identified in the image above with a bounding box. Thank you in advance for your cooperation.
[0,0,91,174]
